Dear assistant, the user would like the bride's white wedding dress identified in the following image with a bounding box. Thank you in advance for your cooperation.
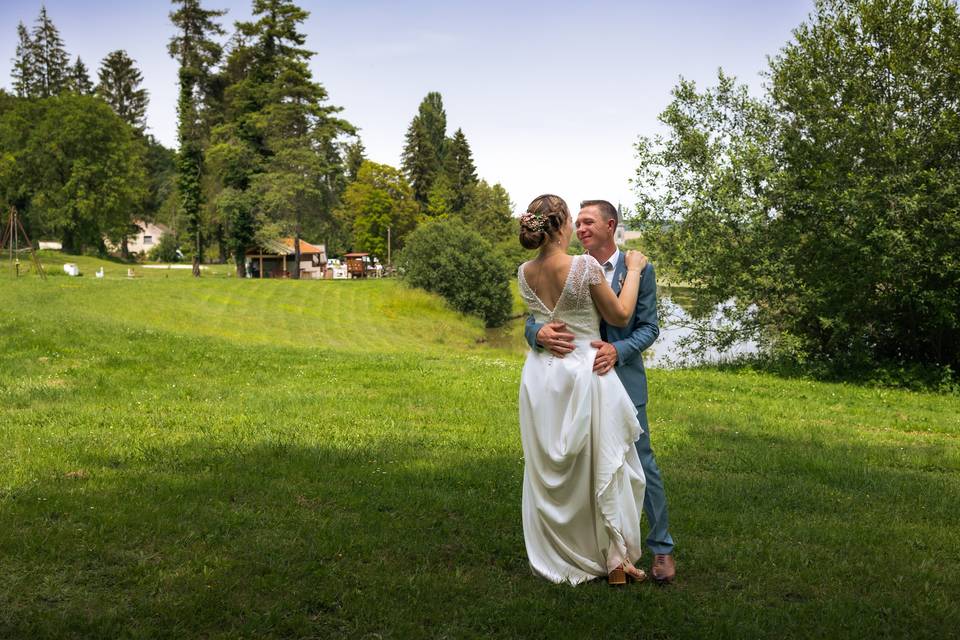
[517,253,646,584]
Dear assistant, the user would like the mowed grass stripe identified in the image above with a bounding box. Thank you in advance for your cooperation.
[7,274,500,356]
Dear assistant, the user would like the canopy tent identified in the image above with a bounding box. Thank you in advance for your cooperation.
[245,238,327,279]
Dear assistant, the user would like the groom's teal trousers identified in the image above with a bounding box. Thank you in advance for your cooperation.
[636,404,674,555]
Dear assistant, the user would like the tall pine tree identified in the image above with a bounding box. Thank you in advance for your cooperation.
[443,127,478,213]
[344,138,365,182]
[69,57,94,95]
[419,92,447,161]
[169,0,226,276]
[12,22,37,97]
[209,31,263,277]
[96,51,149,131]
[29,7,70,98]
[241,0,353,278]
[211,0,353,278]
[401,116,438,206]
[401,91,448,207]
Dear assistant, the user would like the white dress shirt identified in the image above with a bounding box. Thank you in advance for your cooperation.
[598,248,621,287]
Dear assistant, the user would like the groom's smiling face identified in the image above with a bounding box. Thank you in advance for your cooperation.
[575,206,614,252]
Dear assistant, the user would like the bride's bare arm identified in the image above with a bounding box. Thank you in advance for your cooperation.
[590,251,648,327]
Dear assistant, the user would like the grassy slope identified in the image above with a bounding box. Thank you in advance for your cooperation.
[1,269,959,639]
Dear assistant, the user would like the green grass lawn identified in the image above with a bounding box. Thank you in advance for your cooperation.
[2,266,959,639]
[28,250,243,279]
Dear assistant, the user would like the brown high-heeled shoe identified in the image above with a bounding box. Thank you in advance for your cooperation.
[608,566,627,585]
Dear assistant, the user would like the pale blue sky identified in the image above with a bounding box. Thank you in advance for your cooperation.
[2,1,814,213]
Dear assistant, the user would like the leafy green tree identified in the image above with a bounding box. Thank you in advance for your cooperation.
[148,231,182,262]
[399,217,513,327]
[401,91,447,205]
[0,90,33,226]
[459,179,527,270]
[0,94,147,253]
[426,172,455,218]
[335,161,419,258]
[68,57,94,95]
[208,31,267,272]
[168,0,226,106]
[177,142,207,272]
[29,7,70,98]
[252,145,327,276]
[634,0,960,375]
[143,135,177,219]
[634,71,777,354]
[443,127,478,212]
[461,179,513,240]
[249,2,353,276]
[207,126,261,276]
[96,50,149,131]
[169,0,226,276]
[212,184,257,272]
[768,0,960,371]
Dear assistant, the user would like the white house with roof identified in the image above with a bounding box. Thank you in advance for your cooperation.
[104,220,170,256]
[127,221,169,254]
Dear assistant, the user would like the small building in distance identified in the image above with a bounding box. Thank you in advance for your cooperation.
[246,238,327,279]
[128,221,170,254]
[123,220,170,255]
[103,220,170,257]
[616,228,643,246]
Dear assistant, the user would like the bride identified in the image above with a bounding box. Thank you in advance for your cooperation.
[517,193,648,585]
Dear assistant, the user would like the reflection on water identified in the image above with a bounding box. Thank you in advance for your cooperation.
[497,285,759,368]
[644,286,759,368]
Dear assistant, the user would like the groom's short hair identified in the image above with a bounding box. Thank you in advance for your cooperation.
[580,200,618,230]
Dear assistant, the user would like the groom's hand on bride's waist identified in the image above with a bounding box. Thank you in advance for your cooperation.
[536,322,575,358]
[590,341,618,375]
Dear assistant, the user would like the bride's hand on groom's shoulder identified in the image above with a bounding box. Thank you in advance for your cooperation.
[625,250,647,272]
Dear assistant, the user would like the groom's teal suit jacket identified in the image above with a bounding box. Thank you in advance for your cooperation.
[524,254,659,406]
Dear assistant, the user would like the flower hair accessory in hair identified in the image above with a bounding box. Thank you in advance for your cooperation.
[520,211,547,233]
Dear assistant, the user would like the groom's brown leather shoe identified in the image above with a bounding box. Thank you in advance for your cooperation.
[651,554,676,584]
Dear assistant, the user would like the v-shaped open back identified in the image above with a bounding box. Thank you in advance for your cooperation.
[517,254,606,337]
[518,258,574,315]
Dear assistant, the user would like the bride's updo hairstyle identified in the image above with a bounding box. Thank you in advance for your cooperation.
[519,194,570,250]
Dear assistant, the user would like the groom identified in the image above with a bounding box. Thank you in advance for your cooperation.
[524,199,676,584]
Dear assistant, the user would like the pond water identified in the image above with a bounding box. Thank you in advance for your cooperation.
[643,286,760,368]
[494,286,760,368]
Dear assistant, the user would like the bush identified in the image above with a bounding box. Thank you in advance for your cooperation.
[634,2,960,374]
[399,218,512,327]
[148,232,181,262]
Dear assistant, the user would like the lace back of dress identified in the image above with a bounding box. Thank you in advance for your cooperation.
[517,262,548,317]
[569,254,605,310]
[518,255,605,335]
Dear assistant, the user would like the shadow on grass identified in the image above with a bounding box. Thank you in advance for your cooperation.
[691,355,960,397]
[3,426,959,639]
